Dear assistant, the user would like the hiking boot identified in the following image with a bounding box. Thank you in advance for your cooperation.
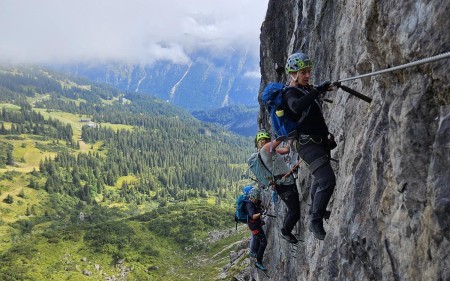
[309,220,326,240]
[255,262,267,271]
[249,251,257,258]
[280,233,298,244]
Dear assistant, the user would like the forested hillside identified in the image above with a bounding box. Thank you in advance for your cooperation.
[192,105,259,137]
[0,67,255,280]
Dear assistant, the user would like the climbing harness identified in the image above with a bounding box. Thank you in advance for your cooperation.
[298,134,323,145]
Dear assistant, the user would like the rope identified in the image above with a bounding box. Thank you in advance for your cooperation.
[281,159,302,181]
[337,51,450,83]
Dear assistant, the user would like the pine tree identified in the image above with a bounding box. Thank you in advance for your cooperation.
[6,149,14,166]
[18,188,25,198]
[39,160,45,173]
[0,122,7,134]
[4,194,13,204]
[31,205,37,215]
[31,168,39,177]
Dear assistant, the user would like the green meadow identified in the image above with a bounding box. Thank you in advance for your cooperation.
[0,68,255,280]
[0,103,252,280]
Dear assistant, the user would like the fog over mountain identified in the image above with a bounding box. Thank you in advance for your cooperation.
[0,0,268,112]
[49,48,260,111]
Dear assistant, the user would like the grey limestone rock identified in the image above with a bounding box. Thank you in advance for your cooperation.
[255,0,450,280]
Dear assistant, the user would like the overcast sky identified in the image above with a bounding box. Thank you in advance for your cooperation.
[0,0,269,66]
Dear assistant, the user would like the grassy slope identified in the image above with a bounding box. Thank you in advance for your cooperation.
[0,99,251,280]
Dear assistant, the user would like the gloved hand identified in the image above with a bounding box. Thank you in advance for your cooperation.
[327,133,337,150]
[314,80,332,92]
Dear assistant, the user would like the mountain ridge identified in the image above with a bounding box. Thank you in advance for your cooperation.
[47,48,261,111]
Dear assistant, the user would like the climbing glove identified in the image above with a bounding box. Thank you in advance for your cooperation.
[315,80,332,92]
[328,133,337,150]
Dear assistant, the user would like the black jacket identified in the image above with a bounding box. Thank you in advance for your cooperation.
[246,200,264,231]
[283,85,329,136]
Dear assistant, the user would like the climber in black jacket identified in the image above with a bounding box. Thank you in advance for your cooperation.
[282,52,336,240]
[246,187,268,271]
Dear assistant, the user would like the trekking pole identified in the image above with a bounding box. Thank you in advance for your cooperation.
[332,51,450,103]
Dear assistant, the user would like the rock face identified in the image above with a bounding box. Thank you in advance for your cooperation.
[256,1,450,280]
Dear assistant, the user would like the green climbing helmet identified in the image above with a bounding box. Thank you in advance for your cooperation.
[255,130,270,143]
[285,52,313,74]
[248,187,261,200]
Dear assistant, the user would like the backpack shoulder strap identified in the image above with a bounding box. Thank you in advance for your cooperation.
[282,86,312,122]
[257,152,271,173]
[258,151,275,184]
[281,87,298,120]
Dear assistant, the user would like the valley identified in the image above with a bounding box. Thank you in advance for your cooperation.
[0,68,255,280]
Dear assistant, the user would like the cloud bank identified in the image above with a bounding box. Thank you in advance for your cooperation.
[0,0,268,65]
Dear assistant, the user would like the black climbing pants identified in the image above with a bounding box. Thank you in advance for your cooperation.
[275,183,300,235]
[251,227,267,263]
[297,140,336,222]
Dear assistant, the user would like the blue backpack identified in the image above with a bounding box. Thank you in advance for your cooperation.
[261,82,299,137]
[234,186,252,229]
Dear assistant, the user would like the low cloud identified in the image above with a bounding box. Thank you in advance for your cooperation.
[244,70,261,79]
[0,0,268,65]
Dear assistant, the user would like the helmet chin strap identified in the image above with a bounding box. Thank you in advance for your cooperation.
[290,72,299,83]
